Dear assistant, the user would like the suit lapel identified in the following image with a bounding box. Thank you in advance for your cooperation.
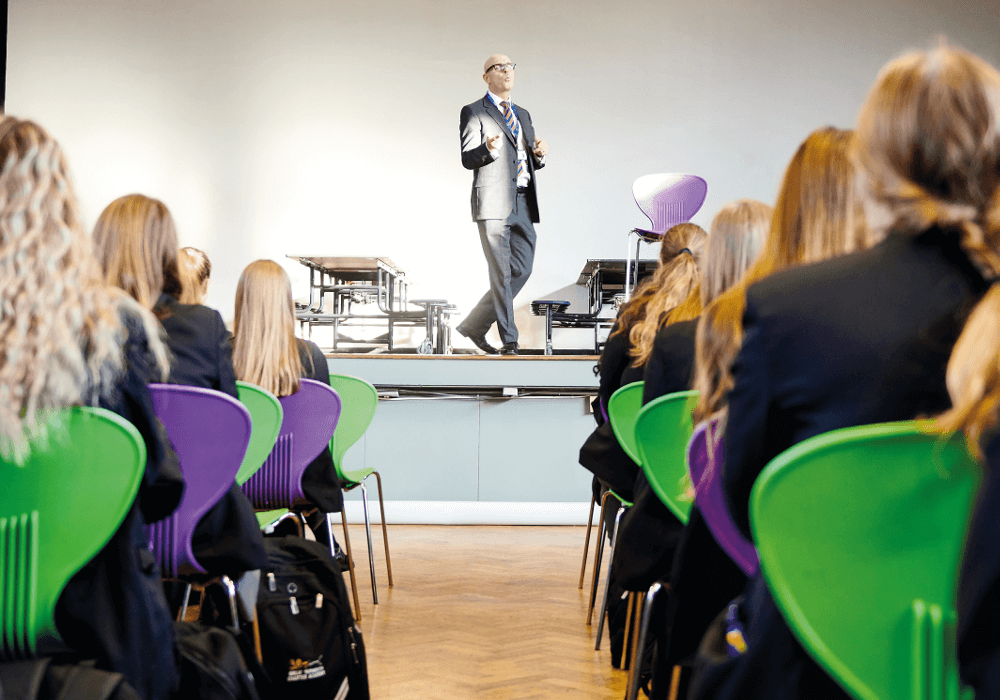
[483,95,516,145]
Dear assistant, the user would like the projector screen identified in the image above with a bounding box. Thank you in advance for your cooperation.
[8,0,1000,349]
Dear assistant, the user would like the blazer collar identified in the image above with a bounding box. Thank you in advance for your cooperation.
[483,94,516,145]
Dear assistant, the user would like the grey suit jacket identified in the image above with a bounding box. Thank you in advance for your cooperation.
[460,95,544,223]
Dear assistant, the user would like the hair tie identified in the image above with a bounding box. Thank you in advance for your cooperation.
[680,248,693,256]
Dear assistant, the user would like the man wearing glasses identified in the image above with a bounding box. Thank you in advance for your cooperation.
[456,53,548,356]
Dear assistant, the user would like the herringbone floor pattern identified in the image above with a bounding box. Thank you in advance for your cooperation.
[343,524,627,699]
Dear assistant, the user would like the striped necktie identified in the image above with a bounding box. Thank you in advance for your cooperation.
[500,101,526,181]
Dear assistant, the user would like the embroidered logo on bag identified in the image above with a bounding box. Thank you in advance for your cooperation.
[287,656,327,682]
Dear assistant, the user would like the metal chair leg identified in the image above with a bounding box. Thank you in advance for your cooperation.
[579,492,597,589]
[221,576,240,632]
[360,482,378,604]
[587,492,612,624]
[622,592,635,670]
[339,510,362,622]
[373,471,393,586]
[177,582,193,622]
[624,592,645,685]
[627,582,663,700]
[595,504,626,650]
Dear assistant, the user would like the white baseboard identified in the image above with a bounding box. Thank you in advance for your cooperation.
[342,500,601,526]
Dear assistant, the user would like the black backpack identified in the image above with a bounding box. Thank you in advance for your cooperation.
[256,536,369,700]
[172,622,261,700]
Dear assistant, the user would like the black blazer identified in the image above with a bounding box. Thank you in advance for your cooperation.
[958,430,1000,693]
[154,294,267,574]
[155,294,237,397]
[57,308,183,700]
[695,228,988,700]
[611,318,700,590]
[297,338,344,513]
[723,228,987,541]
[642,317,699,405]
[580,323,642,498]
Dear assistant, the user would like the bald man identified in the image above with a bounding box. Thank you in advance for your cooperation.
[456,53,548,356]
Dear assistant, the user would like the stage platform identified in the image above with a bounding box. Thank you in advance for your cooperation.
[327,352,603,526]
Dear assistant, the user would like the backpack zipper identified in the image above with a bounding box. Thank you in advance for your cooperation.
[346,627,360,664]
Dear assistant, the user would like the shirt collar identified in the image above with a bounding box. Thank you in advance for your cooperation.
[487,90,513,109]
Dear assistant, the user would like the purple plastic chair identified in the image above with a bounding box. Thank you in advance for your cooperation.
[241,378,341,511]
[687,418,758,576]
[625,174,708,298]
[146,384,253,624]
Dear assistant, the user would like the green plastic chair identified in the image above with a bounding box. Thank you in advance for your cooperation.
[328,373,392,607]
[591,382,647,651]
[235,381,283,487]
[608,381,646,464]
[1,407,145,659]
[750,421,980,700]
[633,390,699,525]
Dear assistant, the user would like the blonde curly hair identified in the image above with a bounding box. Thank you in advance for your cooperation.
[0,116,166,462]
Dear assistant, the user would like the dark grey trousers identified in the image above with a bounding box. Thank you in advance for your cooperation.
[459,192,536,345]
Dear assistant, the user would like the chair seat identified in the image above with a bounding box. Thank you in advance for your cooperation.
[531,300,570,315]
[631,228,664,243]
[341,465,377,487]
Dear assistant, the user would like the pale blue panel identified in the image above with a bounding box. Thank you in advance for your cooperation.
[344,398,480,501]
[478,397,596,502]
[326,356,598,389]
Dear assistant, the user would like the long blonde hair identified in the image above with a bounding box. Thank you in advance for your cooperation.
[693,128,868,422]
[701,199,771,307]
[628,223,708,366]
[93,194,184,312]
[893,46,1000,453]
[0,116,164,461]
[232,260,304,397]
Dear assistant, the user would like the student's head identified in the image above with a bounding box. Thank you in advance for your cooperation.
[0,116,131,461]
[232,259,303,397]
[693,127,867,423]
[178,246,212,305]
[852,44,1000,271]
[701,199,771,307]
[93,194,182,310]
[625,223,709,367]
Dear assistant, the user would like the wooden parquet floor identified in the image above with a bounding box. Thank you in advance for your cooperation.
[343,524,628,699]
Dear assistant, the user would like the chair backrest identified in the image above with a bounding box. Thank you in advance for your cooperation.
[235,381,283,486]
[327,374,378,482]
[688,418,759,576]
[608,381,646,465]
[147,384,252,577]
[1,407,145,659]
[632,174,708,235]
[242,378,341,510]
[633,390,698,524]
[751,421,980,700]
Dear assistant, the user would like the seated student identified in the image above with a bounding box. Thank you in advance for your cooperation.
[694,45,999,700]
[231,260,346,558]
[579,223,707,502]
[654,129,865,693]
[608,201,768,691]
[0,115,182,700]
[643,200,771,405]
[939,287,1000,696]
[178,246,212,305]
[94,194,266,576]
[614,199,770,587]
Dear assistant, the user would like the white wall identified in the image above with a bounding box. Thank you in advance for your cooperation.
[8,0,1000,349]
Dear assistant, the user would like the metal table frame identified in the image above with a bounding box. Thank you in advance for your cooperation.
[287,255,446,352]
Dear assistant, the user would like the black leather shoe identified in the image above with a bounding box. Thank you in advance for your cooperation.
[500,342,519,355]
[457,327,499,354]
